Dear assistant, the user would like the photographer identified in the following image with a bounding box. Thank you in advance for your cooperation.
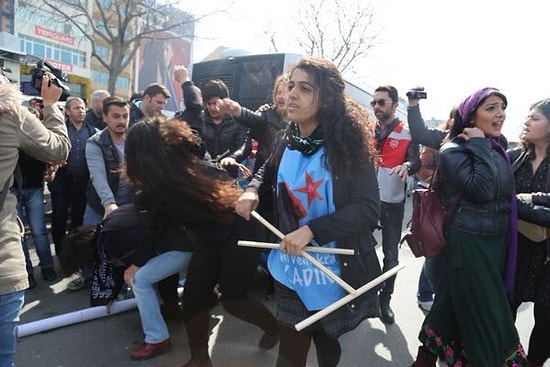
[0,70,70,367]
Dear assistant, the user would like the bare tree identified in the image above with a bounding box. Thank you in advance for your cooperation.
[272,0,378,73]
[29,0,200,94]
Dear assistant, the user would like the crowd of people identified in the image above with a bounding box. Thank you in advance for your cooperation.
[0,54,548,367]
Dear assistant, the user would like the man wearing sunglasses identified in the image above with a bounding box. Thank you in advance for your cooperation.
[372,85,420,325]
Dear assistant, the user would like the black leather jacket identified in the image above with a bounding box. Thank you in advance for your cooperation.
[236,105,286,174]
[438,137,514,236]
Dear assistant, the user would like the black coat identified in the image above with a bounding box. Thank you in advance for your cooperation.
[249,140,382,335]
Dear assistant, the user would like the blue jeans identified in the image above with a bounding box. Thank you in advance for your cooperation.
[83,205,103,228]
[132,251,192,343]
[0,290,25,367]
[417,255,443,302]
[417,260,434,302]
[12,187,54,272]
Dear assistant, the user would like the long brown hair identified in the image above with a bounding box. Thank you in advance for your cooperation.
[125,117,242,226]
[290,56,376,178]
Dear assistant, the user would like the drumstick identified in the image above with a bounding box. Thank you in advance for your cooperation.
[295,265,406,331]
[237,240,354,255]
[250,211,357,294]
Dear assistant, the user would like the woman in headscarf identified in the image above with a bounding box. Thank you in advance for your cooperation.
[410,88,527,367]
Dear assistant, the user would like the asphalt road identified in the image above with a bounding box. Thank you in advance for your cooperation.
[14,198,546,367]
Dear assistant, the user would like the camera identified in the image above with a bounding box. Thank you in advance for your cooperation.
[30,60,70,101]
[406,89,427,100]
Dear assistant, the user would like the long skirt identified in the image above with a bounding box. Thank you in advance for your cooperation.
[418,229,526,367]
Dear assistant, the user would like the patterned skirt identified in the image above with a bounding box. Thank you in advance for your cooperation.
[274,280,380,338]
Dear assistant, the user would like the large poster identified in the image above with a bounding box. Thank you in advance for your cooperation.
[136,32,192,111]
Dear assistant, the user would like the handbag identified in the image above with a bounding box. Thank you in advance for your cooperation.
[400,189,460,258]
[400,161,461,258]
[518,220,550,242]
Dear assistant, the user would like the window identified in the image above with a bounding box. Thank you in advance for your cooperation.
[116,76,129,89]
[95,45,110,60]
[92,70,108,85]
[18,35,87,68]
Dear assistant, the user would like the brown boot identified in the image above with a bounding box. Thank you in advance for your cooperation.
[411,346,437,367]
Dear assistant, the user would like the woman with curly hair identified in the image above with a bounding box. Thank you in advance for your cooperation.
[508,98,550,367]
[122,117,246,361]
[236,56,382,367]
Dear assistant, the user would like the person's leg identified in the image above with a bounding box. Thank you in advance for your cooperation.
[132,251,192,343]
[312,331,341,367]
[423,254,443,292]
[0,290,25,367]
[47,176,69,256]
[66,205,104,290]
[13,191,34,275]
[379,202,404,323]
[181,246,222,361]
[276,325,312,367]
[68,176,88,230]
[219,218,278,340]
[417,261,434,302]
[416,263,434,312]
[527,302,550,366]
[23,188,55,272]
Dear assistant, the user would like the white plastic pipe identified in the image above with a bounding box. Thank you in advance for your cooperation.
[17,298,137,338]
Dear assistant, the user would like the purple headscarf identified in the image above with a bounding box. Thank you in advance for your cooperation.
[457,87,507,123]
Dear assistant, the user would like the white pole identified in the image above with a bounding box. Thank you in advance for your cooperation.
[250,211,357,294]
[17,298,137,338]
[295,265,405,331]
[237,240,354,255]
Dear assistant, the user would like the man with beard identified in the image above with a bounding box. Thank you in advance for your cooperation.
[67,96,133,291]
[129,83,171,126]
[372,85,420,324]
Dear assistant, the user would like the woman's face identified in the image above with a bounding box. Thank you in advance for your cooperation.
[286,68,319,132]
[274,83,288,110]
[472,95,507,138]
[522,106,550,144]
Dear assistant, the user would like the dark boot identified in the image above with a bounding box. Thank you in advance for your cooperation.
[379,293,395,324]
[411,346,437,367]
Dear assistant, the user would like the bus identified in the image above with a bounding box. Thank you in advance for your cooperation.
[191,52,407,120]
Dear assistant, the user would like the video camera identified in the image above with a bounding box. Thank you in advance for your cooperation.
[30,60,70,101]
[406,88,427,100]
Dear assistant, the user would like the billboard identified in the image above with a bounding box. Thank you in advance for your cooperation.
[135,32,192,111]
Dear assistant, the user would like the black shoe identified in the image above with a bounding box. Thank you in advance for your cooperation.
[41,267,57,281]
[27,274,37,289]
[380,304,395,324]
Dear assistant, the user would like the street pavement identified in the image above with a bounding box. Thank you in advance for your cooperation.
[14,198,545,367]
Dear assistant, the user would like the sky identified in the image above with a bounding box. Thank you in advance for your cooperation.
[182,0,550,141]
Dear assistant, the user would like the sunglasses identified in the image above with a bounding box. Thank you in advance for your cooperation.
[370,99,393,107]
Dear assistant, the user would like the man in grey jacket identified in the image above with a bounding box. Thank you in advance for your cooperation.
[0,71,70,367]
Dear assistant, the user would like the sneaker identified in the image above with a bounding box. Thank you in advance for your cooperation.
[27,274,37,290]
[67,275,91,291]
[417,300,433,312]
[41,267,57,281]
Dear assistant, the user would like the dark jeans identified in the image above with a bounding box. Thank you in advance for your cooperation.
[47,172,89,255]
[182,217,278,359]
[417,255,443,302]
[379,201,404,301]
